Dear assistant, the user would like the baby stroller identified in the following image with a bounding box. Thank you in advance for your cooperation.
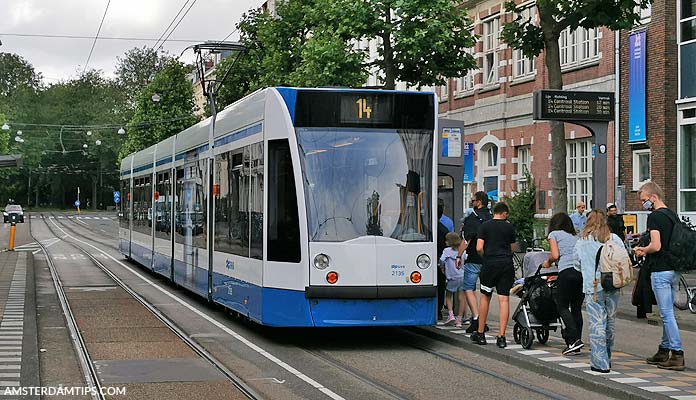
[511,262,562,349]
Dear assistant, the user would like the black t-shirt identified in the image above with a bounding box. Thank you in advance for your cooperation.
[646,208,675,273]
[607,214,625,241]
[461,207,491,264]
[477,219,516,263]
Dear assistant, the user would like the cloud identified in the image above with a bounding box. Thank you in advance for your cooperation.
[1,0,262,82]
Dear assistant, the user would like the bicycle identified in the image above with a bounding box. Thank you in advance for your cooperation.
[674,274,696,313]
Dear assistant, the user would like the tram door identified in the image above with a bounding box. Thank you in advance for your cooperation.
[438,119,465,229]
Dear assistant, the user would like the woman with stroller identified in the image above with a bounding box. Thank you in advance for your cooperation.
[542,213,583,355]
[574,210,626,373]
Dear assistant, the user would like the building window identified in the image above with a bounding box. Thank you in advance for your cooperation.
[680,123,696,211]
[636,1,652,24]
[567,140,593,210]
[513,7,536,78]
[679,0,696,98]
[456,45,476,94]
[440,80,449,101]
[560,27,600,68]
[483,16,500,86]
[517,146,531,190]
[632,149,651,190]
[485,145,498,167]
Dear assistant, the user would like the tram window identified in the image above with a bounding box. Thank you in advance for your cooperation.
[120,179,130,229]
[174,168,185,244]
[193,159,207,249]
[215,149,248,257]
[155,171,171,240]
[268,140,300,262]
[134,176,152,236]
[249,143,264,260]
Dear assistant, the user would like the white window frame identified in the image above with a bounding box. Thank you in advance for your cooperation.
[635,1,652,24]
[632,149,651,190]
[486,145,498,168]
[439,80,449,101]
[517,146,531,191]
[456,45,476,95]
[513,6,537,79]
[559,27,600,69]
[483,16,500,86]
[567,140,593,211]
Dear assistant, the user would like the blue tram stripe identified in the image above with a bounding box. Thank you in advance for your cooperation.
[214,123,262,148]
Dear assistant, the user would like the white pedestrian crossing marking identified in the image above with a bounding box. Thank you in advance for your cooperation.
[640,386,680,392]
[612,377,649,384]
[560,362,591,368]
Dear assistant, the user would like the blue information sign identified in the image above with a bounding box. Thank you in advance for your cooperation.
[628,31,647,143]
[113,191,121,204]
[74,200,81,207]
[463,143,475,183]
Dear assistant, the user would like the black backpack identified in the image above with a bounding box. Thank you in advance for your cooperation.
[659,209,696,272]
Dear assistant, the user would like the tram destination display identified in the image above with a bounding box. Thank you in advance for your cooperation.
[533,90,614,122]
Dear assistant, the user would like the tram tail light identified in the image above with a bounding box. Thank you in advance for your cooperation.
[326,271,339,284]
[410,271,422,284]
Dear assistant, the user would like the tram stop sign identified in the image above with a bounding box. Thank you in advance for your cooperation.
[532,89,615,210]
[113,191,121,204]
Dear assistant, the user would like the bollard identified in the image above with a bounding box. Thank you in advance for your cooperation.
[8,222,15,251]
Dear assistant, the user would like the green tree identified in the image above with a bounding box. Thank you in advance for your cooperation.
[114,47,175,113]
[504,171,537,249]
[501,0,650,213]
[324,0,477,90]
[216,1,366,108]
[120,61,197,158]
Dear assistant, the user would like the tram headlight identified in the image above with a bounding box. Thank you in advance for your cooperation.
[314,253,330,270]
[416,254,431,269]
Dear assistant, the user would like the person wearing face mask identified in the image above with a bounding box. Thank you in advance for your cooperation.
[634,182,685,371]
[457,191,492,333]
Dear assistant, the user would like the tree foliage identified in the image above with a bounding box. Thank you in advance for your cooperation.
[120,61,198,158]
[504,171,537,247]
[501,0,650,213]
[216,0,477,107]
[114,47,175,113]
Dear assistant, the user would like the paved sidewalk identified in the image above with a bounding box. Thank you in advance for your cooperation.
[424,290,696,400]
[0,218,40,398]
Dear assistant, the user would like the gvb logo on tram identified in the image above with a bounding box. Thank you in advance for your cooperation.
[119,87,438,327]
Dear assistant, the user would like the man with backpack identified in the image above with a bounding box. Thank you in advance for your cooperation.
[457,191,492,333]
[634,182,685,371]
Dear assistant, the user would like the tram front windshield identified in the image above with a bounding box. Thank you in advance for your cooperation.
[297,128,432,242]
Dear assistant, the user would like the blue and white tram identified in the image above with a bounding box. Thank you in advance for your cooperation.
[119,87,438,327]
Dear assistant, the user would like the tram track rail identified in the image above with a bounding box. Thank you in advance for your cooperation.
[50,212,593,400]
[36,214,264,400]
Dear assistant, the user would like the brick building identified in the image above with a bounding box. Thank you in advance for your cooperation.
[437,0,618,217]
[617,0,696,229]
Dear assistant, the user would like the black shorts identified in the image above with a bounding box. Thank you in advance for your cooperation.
[479,260,515,296]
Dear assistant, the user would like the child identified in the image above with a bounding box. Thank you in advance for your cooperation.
[440,232,468,327]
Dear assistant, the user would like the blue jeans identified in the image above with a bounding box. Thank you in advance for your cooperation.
[586,290,619,371]
[651,270,682,351]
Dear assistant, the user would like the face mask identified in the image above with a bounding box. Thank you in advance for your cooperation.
[642,199,654,211]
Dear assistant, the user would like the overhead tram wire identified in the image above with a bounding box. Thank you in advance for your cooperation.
[82,0,112,75]
[0,33,204,43]
[156,0,198,52]
[151,0,191,51]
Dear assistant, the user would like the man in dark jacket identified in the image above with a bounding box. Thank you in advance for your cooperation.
[607,204,626,241]
[457,191,491,333]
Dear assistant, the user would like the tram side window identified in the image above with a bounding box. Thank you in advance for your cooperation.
[134,176,152,235]
[268,140,300,262]
[192,159,207,249]
[249,143,263,260]
[214,149,248,257]
[120,179,130,229]
[155,171,171,240]
[175,168,185,242]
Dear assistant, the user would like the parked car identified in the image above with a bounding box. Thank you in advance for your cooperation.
[3,205,24,223]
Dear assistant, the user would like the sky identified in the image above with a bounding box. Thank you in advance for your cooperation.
[1,0,263,83]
